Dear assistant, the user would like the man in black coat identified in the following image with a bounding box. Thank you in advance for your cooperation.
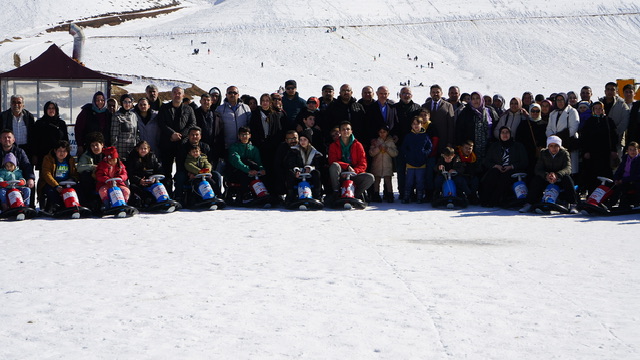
[323,84,366,144]
[158,86,196,195]
[195,93,225,165]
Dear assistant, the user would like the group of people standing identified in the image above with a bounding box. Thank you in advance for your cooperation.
[1,79,639,212]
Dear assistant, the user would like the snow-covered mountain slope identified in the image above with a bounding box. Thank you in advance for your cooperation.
[1,0,639,101]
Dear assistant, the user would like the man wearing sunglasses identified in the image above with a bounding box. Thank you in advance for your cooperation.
[281,80,306,131]
[215,85,252,151]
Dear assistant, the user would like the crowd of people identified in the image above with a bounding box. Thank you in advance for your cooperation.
[1,79,639,214]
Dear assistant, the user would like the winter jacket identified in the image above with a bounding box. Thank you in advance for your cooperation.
[455,104,495,160]
[435,154,464,174]
[546,106,579,138]
[195,106,224,161]
[249,108,286,151]
[77,150,103,176]
[456,146,482,178]
[0,167,25,184]
[39,153,78,189]
[74,103,111,147]
[228,142,264,174]
[493,110,525,140]
[32,114,68,168]
[328,136,368,174]
[125,150,163,186]
[626,100,640,145]
[111,108,139,160]
[600,95,630,138]
[369,136,398,177]
[177,141,211,173]
[323,97,366,141]
[535,147,572,180]
[400,128,432,168]
[613,153,640,182]
[483,139,528,172]
[95,159,128,191]
[184,153,213,176]
[284,145,325,171]
[281,92,307,130]
[395,100,422,143]
[0,145,34,180]
[135,109,162,156]
[580,115,618,158]
[159,102,197,153]
[215,100,251,149]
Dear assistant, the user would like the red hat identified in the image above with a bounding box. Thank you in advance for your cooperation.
[307,97,320,108]
[102,146,119,160]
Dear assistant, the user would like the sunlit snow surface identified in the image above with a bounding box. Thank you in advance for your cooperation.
[1,0,640,358]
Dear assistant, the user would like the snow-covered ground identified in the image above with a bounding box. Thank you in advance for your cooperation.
[2,205,639,359]
[1,1,640,359]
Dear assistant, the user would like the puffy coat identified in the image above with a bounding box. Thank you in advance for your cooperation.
[328,136,368,174]
[228,142,264,174]
[535,147,572,179]
[369,137,398,177]
[216,100,251,149]
[95,159,128,191]
[400,128,432,168]
[125,150,163,185]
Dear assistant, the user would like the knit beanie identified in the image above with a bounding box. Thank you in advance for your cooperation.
[547,135,562,147]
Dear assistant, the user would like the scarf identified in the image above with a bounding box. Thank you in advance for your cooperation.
[340,134,355,164]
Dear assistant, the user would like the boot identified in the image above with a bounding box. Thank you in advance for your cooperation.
[383,191,394,203]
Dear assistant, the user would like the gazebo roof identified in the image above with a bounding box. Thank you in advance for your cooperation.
[0,44,131,86]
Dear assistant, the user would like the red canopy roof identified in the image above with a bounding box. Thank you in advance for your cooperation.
[0,44,130,86]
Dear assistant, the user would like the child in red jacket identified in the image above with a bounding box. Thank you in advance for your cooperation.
[95,147,130,206]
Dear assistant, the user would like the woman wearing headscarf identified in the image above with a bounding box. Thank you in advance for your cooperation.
[493,97,526,140]
[455,91,497,163]
[74,91,110,155]
[540,99,553,124]
[480,126,528,207]
[135,97,162,157]
[32,101,68,170]
[492,94,506,118]
[110,93,139,162]
[515,103,548,179]
[249,93,286,193]
[546,92,580,177]
[579,101,619,193]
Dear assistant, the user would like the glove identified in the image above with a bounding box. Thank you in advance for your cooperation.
[0,181,7,187]
[199,168,210,174]
[17,179,26,186]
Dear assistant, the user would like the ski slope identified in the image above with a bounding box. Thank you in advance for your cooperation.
[1,1,639,358]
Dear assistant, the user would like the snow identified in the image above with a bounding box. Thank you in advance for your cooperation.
[1,0,640,358]
[2,206,639,358]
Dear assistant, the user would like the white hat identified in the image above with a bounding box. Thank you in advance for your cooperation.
[547,135,562,147]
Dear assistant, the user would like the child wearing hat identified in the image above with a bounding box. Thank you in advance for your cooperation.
[95,146,130,207]
[519,135,578,213]
[0,153,30,210]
